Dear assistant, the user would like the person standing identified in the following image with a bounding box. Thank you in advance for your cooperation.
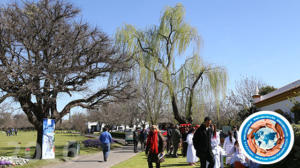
[186,128,198,166]
[139,127,147,151]
[211,124,224,168]
[133,128,139,153]
[99,127,112,162]
[166,124,174,155]
[15,128,18,136]
[233,126,238,141]
[145,125,164,168]
[181,126,189,157]
[171,125,181,158]
[193,117,215,168]
[223,131,236,165]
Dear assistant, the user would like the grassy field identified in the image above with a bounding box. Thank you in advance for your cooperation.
[0,131,121,168]
[112,152,200,168]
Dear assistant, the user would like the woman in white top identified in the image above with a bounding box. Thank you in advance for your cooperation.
[210,124,225,168]
[223,131,236,165]
[228,141,249,167]
[186,128,198,166]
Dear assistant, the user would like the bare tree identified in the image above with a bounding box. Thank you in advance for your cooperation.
[13,114,34,129]
[0,103,14,129]
[70,112,87,134]
[55,119,71,130]
[218,96,240,126]
[224,77,265,123]
[230,76,264,110]
[0,112,13,129]
[88,98,146,129]
[121,100,145,126]
[88,102,133,127]
[0,0,134,158]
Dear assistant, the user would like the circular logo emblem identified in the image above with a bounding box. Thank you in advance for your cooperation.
[238,111,294,164]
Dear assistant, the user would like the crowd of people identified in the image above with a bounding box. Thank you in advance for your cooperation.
[137,117,260,168]
[98,117,261,168]
[5,128,18,136]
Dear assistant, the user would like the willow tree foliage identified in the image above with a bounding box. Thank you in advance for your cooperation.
[116,4,227,124]
[138,69,168,125]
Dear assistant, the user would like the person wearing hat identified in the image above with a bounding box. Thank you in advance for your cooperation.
[193,117,215,168]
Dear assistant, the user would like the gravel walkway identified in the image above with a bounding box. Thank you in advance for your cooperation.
[42,145,139,168]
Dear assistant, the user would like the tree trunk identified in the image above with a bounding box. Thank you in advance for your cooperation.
[33,125,43,159]
[171,95,186,124]
[186,91,194,123]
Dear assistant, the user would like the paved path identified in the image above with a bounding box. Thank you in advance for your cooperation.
[43,145,139,168]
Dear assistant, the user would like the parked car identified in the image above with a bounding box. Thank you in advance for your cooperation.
[124,130,134,145]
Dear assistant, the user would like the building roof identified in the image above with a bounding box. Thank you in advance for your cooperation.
[254,79,300,107]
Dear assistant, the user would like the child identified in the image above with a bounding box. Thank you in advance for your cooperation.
[228,141,248,168]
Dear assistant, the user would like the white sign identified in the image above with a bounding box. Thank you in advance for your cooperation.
[42,118,55,159]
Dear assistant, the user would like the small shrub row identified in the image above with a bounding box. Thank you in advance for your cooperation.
[110,132,125,139]
[82,139,101,148]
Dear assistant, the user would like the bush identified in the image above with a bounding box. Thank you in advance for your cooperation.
[110,132,125,139]
[82,139,101,148]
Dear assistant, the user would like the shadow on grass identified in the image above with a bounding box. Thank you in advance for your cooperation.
[0,145,99,159]
[57,134,82,137]
[114,150,136,153]
[0,147,34,158]
[0,143,122,164]
[161,163,190,167]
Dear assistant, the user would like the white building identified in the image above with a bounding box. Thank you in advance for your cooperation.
[253,80,300,122]
[87,122,101,133]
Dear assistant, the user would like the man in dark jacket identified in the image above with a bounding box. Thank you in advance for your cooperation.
[133,128,139,153]
[166,124,174,155]
[193,117,215,168]
[181,126,189,157]
[139,127,147,151]
[171,125,181,158]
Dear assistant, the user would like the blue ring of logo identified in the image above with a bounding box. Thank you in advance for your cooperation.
[241,114,291,163]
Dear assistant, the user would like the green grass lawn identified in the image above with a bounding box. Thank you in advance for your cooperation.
[0,131,121,168]
[112,149,231,168]
[112,152,200,168]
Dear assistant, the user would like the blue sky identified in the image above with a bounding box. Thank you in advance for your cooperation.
[67,0,300,89]
[0,0,299,114]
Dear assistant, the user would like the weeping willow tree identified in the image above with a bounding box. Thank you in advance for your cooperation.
[116,3,227,124]
[138,70,168,125]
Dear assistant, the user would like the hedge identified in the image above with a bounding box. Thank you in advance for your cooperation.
[110,132,125,139]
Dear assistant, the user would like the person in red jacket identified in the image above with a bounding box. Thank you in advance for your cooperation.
[145,125,165,168]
